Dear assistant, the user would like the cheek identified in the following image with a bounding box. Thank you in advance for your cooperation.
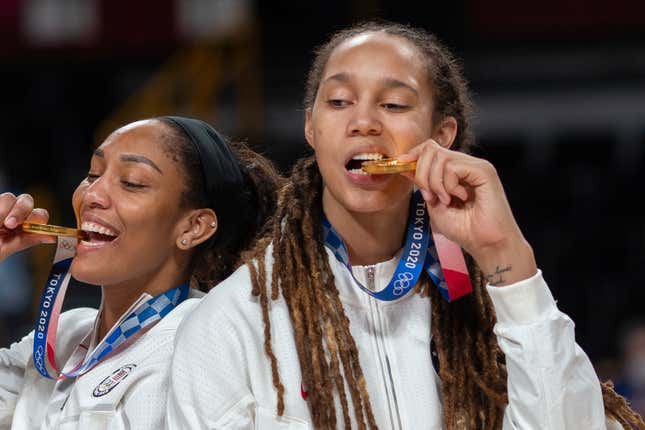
[391,118,432,153]
[71,184,87,224]
[312,117,344,158]
[128,201,181,241]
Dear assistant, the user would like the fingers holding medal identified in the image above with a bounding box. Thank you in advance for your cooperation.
[391,139,493,207]
[381,139,524,258]
[0,192,55,262]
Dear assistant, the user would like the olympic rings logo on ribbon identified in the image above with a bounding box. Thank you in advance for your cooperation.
[323,189,472,303]
[323,191,431,301]
[34,345,45,372]
[393,272,414,296]
[59,239,74,251]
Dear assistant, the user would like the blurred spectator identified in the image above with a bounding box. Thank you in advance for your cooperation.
[615,320,645,417]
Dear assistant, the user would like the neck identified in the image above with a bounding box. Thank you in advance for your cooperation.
[322,189,410,266]
[97,266,188,340]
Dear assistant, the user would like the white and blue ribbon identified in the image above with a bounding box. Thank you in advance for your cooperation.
[60,284,189,378]
[323,190,451,301]
[33,237,190,379]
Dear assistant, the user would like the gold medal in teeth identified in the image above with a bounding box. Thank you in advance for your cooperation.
[361,158,417,174]
[21,222,86,239]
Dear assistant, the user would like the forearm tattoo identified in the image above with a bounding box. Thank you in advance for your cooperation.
[485,265,512,286]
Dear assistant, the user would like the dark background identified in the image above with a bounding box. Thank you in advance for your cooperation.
[1,0,644,389]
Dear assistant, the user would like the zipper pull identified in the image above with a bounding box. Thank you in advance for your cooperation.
[366,266,376,291]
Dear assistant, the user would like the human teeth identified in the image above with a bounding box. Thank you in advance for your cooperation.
[348,168,369,175]
[352,153,384,161]
[80,240,104,247]
[81,222,118,237]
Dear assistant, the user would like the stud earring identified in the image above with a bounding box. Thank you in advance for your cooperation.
[181,239,188,245]
[210,221,217,228]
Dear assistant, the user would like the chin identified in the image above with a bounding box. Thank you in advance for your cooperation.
[70,260,111,286]
[339,192,399,215]
[347,185,412,213]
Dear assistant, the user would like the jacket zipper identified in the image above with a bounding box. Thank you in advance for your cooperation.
[367,266,403,430]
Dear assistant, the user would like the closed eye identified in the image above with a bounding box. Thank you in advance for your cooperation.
[121,180,146,189]
[382,103,409,112]
[327,99,351,108]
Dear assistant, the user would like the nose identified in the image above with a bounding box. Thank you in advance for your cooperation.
[81,176,111,210]
[347,102,382,136]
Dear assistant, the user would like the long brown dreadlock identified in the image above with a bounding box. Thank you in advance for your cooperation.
[245,21,645,430]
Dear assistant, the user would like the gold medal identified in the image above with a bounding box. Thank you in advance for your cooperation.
[361,158,417,174]
[21,222,85,239]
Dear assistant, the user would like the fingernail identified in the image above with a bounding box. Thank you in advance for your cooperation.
[439,193,450,205]
[420,189,431,201]
[5,217,16,228]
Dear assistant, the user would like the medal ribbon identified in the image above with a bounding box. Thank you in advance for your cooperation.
[322,190,472,302]
[33,237,190,379]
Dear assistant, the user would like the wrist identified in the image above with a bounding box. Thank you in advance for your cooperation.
[471,237,537,287]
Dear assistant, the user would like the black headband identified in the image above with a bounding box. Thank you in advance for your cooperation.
[161,116,245,248]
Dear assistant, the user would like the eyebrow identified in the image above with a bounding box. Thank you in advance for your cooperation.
[382,77,419,96]
[93,148,163,175]
[323,73,419,96]
[324,72,352,84]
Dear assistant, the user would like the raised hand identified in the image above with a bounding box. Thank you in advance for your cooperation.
[398,140,537,286]
[0,192,55,262]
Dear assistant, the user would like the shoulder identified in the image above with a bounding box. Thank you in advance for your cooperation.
[130,293,205,364]
[174,249,276,357]
[152,290,204,334]
[194,246,275,323]
[180,265,256,336]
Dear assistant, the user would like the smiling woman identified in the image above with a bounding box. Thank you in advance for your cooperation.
[0,116,281,430]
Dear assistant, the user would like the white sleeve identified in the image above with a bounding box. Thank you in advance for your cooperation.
[487,270,609,430]
[0,331,33,428]
[166,300,256,429]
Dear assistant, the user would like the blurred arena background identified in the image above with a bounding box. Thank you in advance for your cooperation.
[0,0,644,414]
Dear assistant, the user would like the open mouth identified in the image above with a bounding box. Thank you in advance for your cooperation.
[345,153,384,175]
[79,222,119,247]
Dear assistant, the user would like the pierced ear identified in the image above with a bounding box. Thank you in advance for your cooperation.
[432,116,458,149]
[176,209,218,250]
[304,108,315,149]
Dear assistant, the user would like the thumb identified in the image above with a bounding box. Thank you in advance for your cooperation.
[24,209,56,245]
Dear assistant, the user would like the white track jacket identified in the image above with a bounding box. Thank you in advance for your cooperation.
[0,290,202,430]
[168,246,619,429]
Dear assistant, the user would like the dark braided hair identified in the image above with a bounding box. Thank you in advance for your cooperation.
[156,117,283,289]
[247,21,645,430]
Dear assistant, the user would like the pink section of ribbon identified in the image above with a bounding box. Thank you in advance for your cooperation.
[45,271,84,379]
[431,231,473,300]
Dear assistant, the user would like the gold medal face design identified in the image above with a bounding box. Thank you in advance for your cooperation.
[21,222,85,239]
[361,158,417,174]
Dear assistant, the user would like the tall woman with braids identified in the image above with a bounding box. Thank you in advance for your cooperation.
[168,23,644,429]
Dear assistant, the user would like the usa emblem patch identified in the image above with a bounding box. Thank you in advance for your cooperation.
[92,364,137,397]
